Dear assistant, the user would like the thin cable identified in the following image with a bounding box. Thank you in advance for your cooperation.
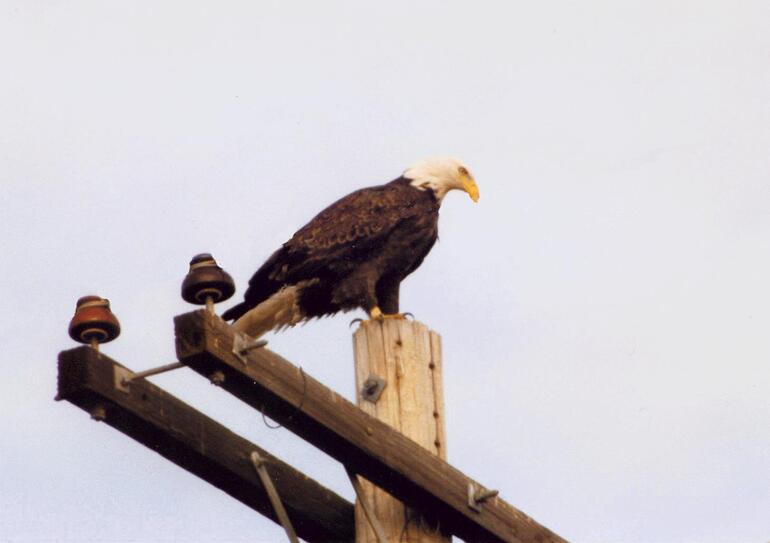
[260,367,308,430]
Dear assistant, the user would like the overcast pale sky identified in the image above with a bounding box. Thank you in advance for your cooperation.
[2,2,769,542]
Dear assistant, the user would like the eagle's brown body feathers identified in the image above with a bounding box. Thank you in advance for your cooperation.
[221,177,439,325]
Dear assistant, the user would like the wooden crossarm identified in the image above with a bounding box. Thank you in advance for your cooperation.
[57,346,354,543]
[174,309,566,543]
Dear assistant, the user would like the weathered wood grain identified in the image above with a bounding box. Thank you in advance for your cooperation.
[352,319,450,543]
[175,309,566,543]
[57,346,354,543]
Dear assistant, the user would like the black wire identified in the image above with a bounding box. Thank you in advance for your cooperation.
[260,367,308,430]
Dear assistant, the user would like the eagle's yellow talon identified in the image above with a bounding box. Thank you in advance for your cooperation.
[368,307,407,321]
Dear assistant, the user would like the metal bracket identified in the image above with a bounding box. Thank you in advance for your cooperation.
[361,374,386,403]
[467,483,499,513]
[113,366,133,393]
[233,333,268,365]
[250,451,299,543]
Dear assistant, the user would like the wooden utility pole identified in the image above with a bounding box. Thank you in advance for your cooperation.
[175,309,565,543]
[61,257,567,543]
[352,320,450,543]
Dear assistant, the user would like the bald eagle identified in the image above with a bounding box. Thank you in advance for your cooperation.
[222,157,479,337]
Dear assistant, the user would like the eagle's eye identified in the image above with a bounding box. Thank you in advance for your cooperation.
[458,166,469,176]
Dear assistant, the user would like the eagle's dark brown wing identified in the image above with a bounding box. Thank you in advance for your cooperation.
[222,178,431,321]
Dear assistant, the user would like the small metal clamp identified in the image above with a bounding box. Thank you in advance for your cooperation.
[233,333,268,365]
[361,374,386,403]
[467,483,499,513]
[250,451,298,543]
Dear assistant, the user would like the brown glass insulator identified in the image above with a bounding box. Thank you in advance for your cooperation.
[68,295,121,344]
[181,253,235,305]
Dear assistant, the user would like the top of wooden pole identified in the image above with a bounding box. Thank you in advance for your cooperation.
[352,318,446,457]
[352,318,450,542]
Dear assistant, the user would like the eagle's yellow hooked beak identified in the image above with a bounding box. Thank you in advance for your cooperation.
[461,173,480,203]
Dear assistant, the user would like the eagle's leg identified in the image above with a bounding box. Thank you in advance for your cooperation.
[366,291,388,321]
[351,270,405,321]
[372,279,406,320]
[360,274,385,321]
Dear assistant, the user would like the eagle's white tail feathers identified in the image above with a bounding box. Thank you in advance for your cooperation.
[232,280,316,338]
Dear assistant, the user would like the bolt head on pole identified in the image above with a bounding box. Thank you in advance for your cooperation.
[181,253,235,305]
[68,295,121,345]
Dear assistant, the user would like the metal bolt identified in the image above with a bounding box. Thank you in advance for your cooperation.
[90,404,107,422]
[240,338,268,353]
[468,483,499,512]
[361,374,386,403]
[474,488,499,503]
[232,333,268,365]
[209,370,226,386]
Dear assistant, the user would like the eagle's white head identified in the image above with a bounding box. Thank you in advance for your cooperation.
[404,157,480,203]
